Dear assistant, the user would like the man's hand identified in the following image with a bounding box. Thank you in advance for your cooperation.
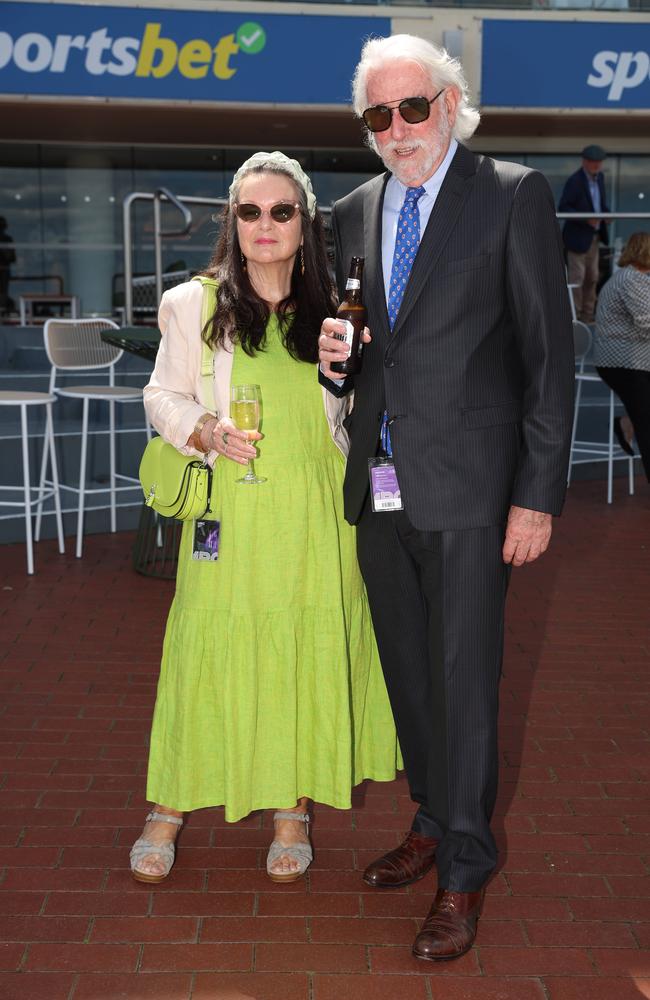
[318,318,371,380]
[502,505,552,567]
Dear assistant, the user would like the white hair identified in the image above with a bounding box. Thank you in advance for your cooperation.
[352,34,480,145]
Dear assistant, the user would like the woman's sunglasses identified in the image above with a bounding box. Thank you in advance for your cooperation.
[235,202,300,224]
[362,90,445,134]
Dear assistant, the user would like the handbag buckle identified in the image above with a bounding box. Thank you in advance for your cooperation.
[146,484,157,507]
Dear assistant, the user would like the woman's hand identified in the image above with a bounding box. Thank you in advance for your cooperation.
[318,318,372,380]
[200,417,261,466]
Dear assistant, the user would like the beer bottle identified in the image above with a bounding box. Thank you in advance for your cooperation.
[330,256,366,376]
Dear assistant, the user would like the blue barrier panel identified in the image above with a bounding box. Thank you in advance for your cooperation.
[0,2,390,104]
[482,19,650,109]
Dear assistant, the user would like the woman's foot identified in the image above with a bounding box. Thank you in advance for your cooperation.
[130,807,183,883]
[267,809,312,882]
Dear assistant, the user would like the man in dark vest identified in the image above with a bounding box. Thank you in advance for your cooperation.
[558,144,610,323]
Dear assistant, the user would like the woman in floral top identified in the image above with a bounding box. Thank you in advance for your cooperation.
[594,232,650,481]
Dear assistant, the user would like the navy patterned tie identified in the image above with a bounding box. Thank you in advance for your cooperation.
[387,185,426,331]
[381,185,426,456]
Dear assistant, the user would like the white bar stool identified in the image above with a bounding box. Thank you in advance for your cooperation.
[568,320,638,503]
[0,391,65,575]
[39,318,150,558]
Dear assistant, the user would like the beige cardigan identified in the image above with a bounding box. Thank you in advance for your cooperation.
[143,280,352,464]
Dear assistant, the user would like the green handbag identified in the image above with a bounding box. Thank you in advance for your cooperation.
[139,435,213,520]
[140,276,218,520]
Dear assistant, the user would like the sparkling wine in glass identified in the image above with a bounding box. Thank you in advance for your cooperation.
[230,383,266,484]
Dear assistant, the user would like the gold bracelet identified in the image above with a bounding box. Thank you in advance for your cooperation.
[193,412,215,437]
[193,412,216,453]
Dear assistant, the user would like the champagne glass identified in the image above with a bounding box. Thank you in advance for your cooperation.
[230,383,266,484]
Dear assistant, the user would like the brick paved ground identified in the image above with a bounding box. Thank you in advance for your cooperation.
[1,478,649,1000]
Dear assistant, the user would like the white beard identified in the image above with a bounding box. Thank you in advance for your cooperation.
[379,105,451,186]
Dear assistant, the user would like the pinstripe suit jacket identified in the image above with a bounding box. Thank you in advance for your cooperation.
[327,143,575,531]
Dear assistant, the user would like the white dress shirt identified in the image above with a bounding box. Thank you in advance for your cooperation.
[325,139,459,386]
[381,138,458,303]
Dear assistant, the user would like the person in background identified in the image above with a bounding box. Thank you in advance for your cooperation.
[0,217,16,316]
[559,144,610,324]
[594,231,650,481]
[319,33,574,962]
[131,151,399,886]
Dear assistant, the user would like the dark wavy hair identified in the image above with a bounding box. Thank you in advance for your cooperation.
[201,167,336,363]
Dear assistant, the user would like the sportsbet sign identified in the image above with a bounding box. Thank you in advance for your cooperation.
[0,2,389,103]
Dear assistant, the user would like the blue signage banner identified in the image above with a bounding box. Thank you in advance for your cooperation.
[482,19,650,109]
[0,2,390,104]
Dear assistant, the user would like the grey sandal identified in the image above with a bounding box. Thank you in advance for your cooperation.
[130,810,183,884]
[267,811,312,883]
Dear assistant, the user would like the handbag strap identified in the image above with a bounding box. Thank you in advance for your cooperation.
[191,275,219,412]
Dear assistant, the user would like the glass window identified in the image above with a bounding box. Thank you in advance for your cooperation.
[0,144,42,313]
[39,145,133,315]
[615,155,649,252]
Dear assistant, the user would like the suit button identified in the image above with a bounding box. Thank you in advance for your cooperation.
[384,358,397,368]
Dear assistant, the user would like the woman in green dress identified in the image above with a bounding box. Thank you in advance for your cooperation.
[131,152,399,884]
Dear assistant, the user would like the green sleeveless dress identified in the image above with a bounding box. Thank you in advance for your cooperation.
[146,312,400,822]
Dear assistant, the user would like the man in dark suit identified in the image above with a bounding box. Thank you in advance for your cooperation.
[558,144,610,323]
[318,34,574,961]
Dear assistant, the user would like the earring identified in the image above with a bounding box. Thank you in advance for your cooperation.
[240,251,247,271]
[300,246,305,276]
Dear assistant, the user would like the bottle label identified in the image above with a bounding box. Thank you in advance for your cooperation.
[339,319,355,355]
[345,278,361,291]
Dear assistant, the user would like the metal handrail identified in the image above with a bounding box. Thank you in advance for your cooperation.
[152,188,194,307]
[122,191,229,324]
[556,212,650,220]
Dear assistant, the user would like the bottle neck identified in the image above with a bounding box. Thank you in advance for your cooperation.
[345,271,363,305]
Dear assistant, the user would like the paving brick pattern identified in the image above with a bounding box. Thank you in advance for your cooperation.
[0,478,649,999]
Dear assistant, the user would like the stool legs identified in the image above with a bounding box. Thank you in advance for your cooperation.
[570,377,638,502]
[19,404,35,575]
[567,378,583,487]
[76,397,90,558]
[46,402,65,555]
[109,399,117,534]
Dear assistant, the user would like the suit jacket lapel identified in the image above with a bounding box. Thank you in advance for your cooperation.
[392,144,478,338]
[364,173,390,342]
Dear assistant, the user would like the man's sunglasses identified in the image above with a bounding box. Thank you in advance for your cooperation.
[235,202,300,224]
[362,90,445,134]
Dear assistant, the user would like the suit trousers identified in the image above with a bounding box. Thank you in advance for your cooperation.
[567,234,600,322]
[357,501,510,892]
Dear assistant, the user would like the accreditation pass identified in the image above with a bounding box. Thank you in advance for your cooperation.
[368,458,404,512]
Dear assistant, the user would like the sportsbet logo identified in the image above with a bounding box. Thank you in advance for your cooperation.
[0,20,267,81]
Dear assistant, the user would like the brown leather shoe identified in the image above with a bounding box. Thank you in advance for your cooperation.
[412,888,484,961]
[362,831,439,888]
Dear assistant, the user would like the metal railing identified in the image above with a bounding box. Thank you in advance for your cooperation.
[122,188,223,325]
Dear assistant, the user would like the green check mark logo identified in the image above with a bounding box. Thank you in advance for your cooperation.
[236,22,266,55]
